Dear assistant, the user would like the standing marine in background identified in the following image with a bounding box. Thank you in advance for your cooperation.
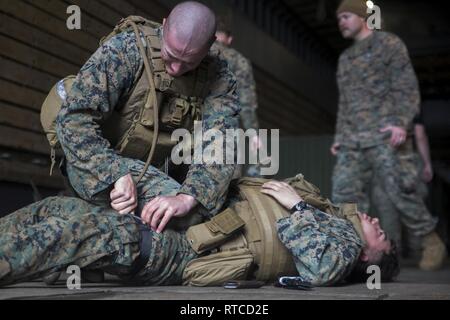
[330,0,446,270]
[214,16,263,178]
[371,108,435,259]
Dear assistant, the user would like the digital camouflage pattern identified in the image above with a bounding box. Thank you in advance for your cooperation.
[334,31,419,148]
[216,42,262,177]
[0,196,197,287]
[332,31,437,239]
[0,195,364,287]
[56,27,240,218]
[216,42,259,131]
[277,203,363,286]
[370,152,430,252]
[333,141,437,238]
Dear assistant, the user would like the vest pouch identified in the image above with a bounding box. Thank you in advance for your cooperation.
[160,96,201,131]
[182,248,254,287]
[186,208,245,254]
[116,101,178,164]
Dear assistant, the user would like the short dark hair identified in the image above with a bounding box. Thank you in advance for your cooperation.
[216,16,232,36]
[345,240,400,283]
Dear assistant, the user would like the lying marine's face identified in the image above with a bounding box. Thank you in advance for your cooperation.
[337,12,365,40]
[358,213,392,262]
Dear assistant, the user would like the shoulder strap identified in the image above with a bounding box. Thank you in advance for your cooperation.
[99,16,159,46]
[108,17,159,183]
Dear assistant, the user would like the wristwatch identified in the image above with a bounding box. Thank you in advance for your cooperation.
[290,200,308,214]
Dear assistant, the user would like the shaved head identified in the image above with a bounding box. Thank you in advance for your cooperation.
[166,1,216,51]
[161,1,217,76]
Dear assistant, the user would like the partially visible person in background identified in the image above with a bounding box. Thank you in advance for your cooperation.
[215,16,263,178]
[371,108,435,260]
[413,110,434,185]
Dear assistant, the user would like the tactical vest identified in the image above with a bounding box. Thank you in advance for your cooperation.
[182,175,362,286]
[40,16,215,177]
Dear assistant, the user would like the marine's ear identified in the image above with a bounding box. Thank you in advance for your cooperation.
[360,250,370,262]
[226,35,233,46]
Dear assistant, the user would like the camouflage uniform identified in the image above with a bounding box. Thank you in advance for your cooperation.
[0,197,197,287]
[56,27,240,220]
[0,196,362,287]
[332,31,437,238]
[276,202,363,286]
[216,42,262,177]
[216,43,259,131]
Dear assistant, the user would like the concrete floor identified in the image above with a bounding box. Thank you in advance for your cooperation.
[1,260,449,300]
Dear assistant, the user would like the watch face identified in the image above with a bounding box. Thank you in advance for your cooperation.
[297,201,307,211]
[291,201,306,213]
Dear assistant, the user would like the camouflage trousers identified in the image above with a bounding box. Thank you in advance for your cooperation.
[66,158,207,229]
[332,141,437,240]
[370,154,429,253]
[0,197,197,287]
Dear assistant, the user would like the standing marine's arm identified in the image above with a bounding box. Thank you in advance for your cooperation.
[384,36,420,129]
[56,32,142,197]
[178,53,241,217]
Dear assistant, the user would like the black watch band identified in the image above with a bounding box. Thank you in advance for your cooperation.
[290,201,308,214]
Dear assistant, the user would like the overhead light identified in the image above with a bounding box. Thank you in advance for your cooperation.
[366,1,374,9]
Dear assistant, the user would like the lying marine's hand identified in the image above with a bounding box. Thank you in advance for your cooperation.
[141,194,198,233]
[261,181,303,210]
[110,173,138,215]
[380,125,407,148]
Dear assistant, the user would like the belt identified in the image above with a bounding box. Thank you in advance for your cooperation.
[130,216,153,275]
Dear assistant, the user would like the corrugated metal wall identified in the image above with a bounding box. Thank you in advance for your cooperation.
[276,135,335,198]
[0,0,168,191]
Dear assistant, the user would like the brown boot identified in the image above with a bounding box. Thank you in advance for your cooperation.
[419,232,447,271]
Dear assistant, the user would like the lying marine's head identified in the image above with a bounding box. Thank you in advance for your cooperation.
[346,213,400,283]
[336,0,371,40]
[161,1,217,77]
